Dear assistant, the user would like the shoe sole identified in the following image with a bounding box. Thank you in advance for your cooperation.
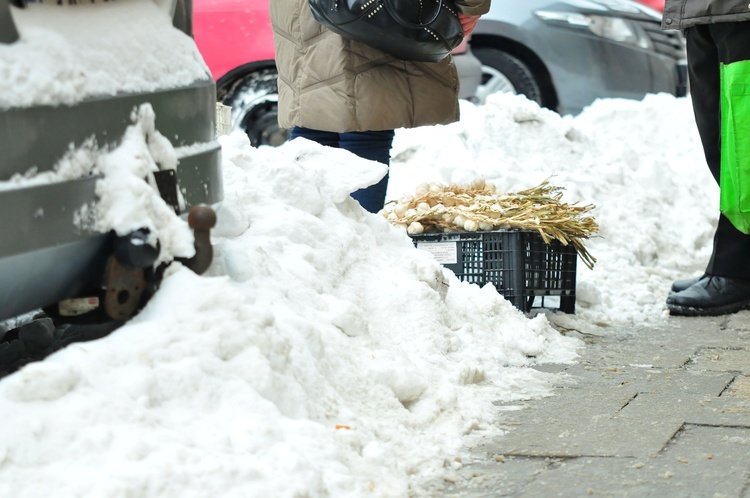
[668,299,750,317]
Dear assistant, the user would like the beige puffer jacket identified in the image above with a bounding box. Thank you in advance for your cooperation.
[270,0,491,133]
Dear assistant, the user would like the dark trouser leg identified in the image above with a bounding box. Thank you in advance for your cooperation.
[686,23,750,278]
[290,126,339,147]
[339,130,395,214]
[290,127,394,213]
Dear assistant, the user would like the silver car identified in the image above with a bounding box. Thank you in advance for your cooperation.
[468,0,686,114]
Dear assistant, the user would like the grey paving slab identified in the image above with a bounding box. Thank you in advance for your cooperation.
[614,368,733,396]
[486,413,684,458]
[573,337,695,370]
[688,347,750,374]
[725,375,750,397]
[422,313,750,497]
[561,363,733,397]
[683,397,750,427]
[510,425,750,498]
[436,457,551,497]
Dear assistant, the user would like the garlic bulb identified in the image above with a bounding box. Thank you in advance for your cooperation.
[464,219,479,231]
[407,221,425,234]
[393,203,409,217]
[414,183,429,196]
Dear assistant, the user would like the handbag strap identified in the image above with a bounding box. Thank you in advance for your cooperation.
[384,0,447,29]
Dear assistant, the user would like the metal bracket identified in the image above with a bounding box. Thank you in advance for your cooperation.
[153,169,180,215]
[103,255,146,321]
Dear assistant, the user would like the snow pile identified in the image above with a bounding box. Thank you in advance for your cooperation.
[390,92,714,329]
[0,90,718,497]
[0,128,581,497]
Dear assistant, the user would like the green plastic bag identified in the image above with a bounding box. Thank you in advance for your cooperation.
[720,59,750,234]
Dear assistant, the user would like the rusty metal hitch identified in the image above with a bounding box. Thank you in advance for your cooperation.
[176,204,217,275]
[102,204,217,320]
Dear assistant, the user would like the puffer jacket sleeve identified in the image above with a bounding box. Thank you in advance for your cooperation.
[454,0,491,16]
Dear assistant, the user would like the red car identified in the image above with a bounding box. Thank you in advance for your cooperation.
[193,0,284,147]
[636,0,665,11]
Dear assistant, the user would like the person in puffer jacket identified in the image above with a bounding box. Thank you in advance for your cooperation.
[269,0,491,213]
[663,1,750,316]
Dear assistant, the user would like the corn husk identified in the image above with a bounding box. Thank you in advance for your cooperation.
[383,179,599,269]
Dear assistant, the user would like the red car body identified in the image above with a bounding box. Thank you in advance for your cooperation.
[193,0,275,84]
[636,0,664,11]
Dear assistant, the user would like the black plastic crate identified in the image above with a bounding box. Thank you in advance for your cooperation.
[411,230,577,313]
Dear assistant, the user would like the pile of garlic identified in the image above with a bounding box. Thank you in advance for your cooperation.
[380,178,599,268]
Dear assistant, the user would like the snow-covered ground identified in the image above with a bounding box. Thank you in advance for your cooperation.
[0,90,714,497]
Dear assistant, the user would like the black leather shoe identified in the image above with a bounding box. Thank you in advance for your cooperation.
[667,275,750,316]
[670,275,704,294]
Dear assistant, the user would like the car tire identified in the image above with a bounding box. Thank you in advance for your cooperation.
[221,68,290,147]
[471,47,542,106]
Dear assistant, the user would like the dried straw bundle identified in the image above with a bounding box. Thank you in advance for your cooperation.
[382,178,598,269]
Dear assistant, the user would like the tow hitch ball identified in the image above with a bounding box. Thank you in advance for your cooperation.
[176,205,217,275]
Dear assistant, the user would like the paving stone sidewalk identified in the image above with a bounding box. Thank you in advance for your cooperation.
[435,311,750,497]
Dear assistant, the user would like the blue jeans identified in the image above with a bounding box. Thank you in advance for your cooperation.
[290,127,395,213]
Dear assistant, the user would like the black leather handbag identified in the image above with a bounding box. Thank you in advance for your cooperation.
[308,0,464,63]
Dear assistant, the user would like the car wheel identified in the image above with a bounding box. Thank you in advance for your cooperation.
[472,47,542,106]
[222,68,290,147]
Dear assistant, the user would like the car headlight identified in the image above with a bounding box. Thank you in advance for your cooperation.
[535,11,653,50]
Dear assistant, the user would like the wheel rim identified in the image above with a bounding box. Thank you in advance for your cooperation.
[475,64,517,105]
[228,70,290,147]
